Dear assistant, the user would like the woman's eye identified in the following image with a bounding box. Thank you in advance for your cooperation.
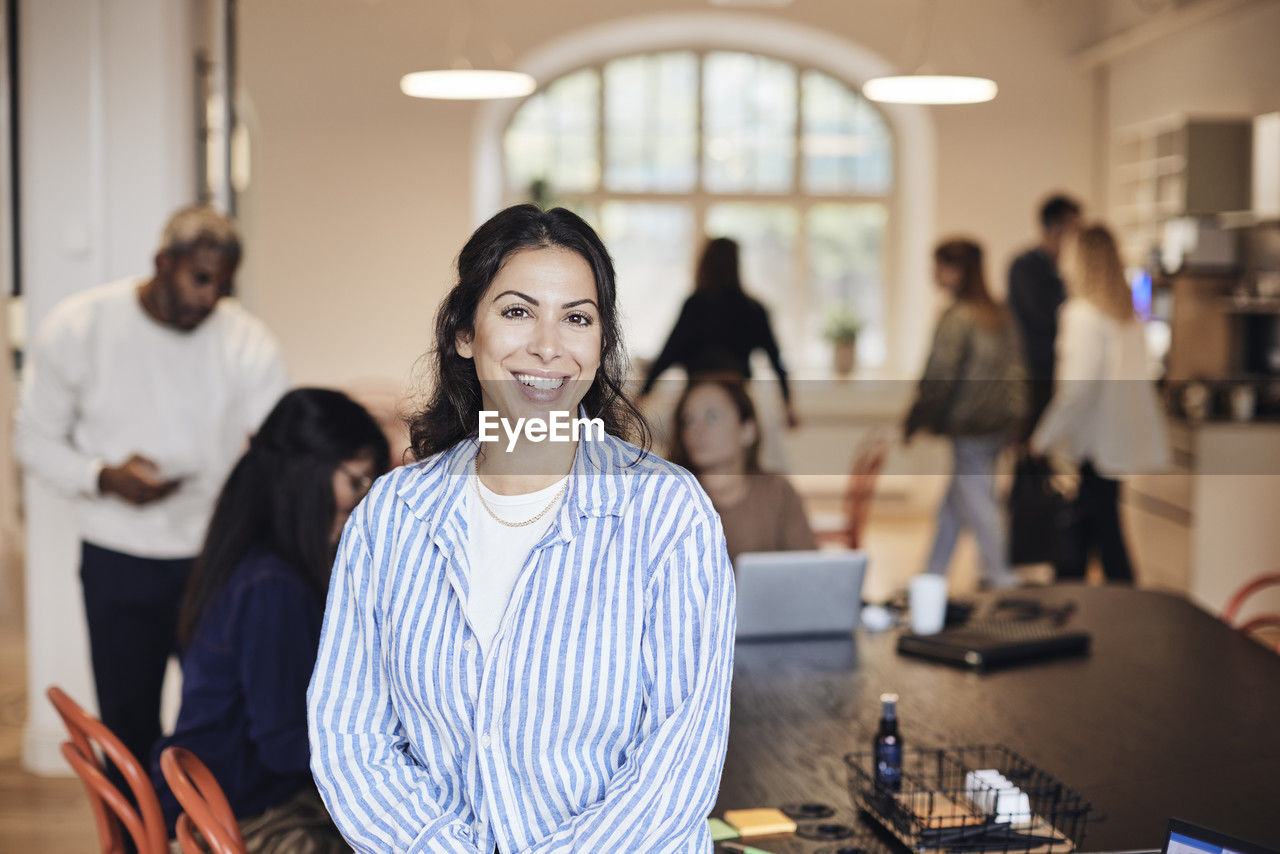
[501,305,531,319]
[566,312,594,327]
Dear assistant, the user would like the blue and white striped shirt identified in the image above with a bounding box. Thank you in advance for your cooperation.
[307,431,736,853]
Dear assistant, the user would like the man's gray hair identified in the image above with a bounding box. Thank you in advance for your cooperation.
[157,204,242,265]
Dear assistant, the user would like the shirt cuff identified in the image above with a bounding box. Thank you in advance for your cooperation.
[86,459,106,497]
[407,815,483,854]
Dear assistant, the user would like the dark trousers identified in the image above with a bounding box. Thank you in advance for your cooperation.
[80,541,193,774]
[1020,377,1055,443]
[1055,461,1134,583]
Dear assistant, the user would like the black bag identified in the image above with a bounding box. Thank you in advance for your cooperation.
[1007,455,1065,565]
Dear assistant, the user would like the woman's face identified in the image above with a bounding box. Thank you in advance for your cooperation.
[457,247,603,424]
[331,450,377,546]
[934,260,962,293]
[679,384,756,474]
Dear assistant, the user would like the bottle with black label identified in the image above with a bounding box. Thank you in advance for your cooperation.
[873,692,902,791]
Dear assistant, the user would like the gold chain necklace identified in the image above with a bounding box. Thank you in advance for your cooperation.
[471,460,567,528]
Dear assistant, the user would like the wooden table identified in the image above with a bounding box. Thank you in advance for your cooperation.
[714,584,1280,853]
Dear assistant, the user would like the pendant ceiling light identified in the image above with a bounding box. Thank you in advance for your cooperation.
[863,75,997,105]
[400,2,535,101]
[400,69,535,101]
[862,0,997,105]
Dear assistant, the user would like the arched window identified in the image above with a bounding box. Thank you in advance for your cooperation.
[502,50,895,369]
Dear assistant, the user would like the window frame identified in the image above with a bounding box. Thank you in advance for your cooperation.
[500,48,900,371]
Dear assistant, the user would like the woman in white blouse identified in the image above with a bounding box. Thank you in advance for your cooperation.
[1031,224,1169,583]
[307,205,736,854]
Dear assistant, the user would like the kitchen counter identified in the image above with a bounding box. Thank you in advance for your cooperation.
[1126,415,1280,615]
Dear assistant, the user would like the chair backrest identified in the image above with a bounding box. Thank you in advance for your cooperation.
[160,746,246,854]
[175,813,207,854]
[45,685,169,854]
[1222,573,1280,654]
[842,433,890,549]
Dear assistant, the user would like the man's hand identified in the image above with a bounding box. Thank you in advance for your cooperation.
[98,454,181,505]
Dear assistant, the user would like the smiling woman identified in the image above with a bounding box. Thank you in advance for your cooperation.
[306,204,737,854]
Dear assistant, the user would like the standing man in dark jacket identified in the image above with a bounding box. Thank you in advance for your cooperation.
[1007,194,1082,437]
[1005,194,1082,568]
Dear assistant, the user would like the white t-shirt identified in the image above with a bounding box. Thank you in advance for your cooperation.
[15,277,289,558]
[464,468,567,656]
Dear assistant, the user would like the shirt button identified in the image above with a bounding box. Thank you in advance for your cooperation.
[464,639,476,653]
[454,826,472,841]
[480,734,491,749]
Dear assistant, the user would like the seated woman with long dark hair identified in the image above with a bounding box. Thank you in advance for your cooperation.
[151,388,389,852]
[669,376,815,563]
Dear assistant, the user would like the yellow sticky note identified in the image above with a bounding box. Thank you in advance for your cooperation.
[723,808,797,837]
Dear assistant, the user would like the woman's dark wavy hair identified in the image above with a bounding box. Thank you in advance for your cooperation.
[177,388,390,646]
[668,376,762,476]
[934,237,1005,331]
[408,204,650,460]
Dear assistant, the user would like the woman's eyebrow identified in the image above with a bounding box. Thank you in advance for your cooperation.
[492,289,536,304]
[491,290,598,311]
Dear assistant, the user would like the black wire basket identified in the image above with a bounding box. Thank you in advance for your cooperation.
[844,745,1092,853]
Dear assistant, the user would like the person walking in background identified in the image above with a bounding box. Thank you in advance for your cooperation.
[905,239,1028,589]
[668,377,816,563]
[640,237,799,428]
[15,205,288,776]
[1031,224,1169,584]
[1006,194,1082,567]
[151,388,387,852]
[1008,194,1082,434]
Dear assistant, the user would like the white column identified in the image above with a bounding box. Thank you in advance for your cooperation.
[19,0,195,775]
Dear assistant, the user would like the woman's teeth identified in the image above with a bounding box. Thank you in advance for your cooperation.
[516,373,566,390]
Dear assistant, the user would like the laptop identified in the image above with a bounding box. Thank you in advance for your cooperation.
[734,550,867,640]
[895,616,1091,670]
[1163,819,1279,854]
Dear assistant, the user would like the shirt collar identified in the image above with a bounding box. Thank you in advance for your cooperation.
[395,412,638,535]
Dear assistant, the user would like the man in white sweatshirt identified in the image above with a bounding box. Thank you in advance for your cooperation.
[16,204,288,774]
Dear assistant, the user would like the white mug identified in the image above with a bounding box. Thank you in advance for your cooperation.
[909,574,949,635]
[1230,385,1256,422]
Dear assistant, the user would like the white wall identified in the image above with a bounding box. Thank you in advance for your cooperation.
[18,0,196,774]
[1106,0,1280,127]
[237,0,1101,389]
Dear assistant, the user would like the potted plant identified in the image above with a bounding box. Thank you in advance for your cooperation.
[824,306,863,376]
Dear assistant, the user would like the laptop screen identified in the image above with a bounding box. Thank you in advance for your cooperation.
[1165,820,1279,854]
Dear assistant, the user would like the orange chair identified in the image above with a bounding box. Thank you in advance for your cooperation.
[45,685,169,854]
[814,433,890,550]
[160,746,246,854]
[1222,573,1280,654]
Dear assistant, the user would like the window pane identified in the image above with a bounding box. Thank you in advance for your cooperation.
[801,70,893,195]
[703,52,797,193]
[806,203,888,367]
[604,53,698,192]
[505,69,600,196]
[600,202,696,359]
[704,203,799,351]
